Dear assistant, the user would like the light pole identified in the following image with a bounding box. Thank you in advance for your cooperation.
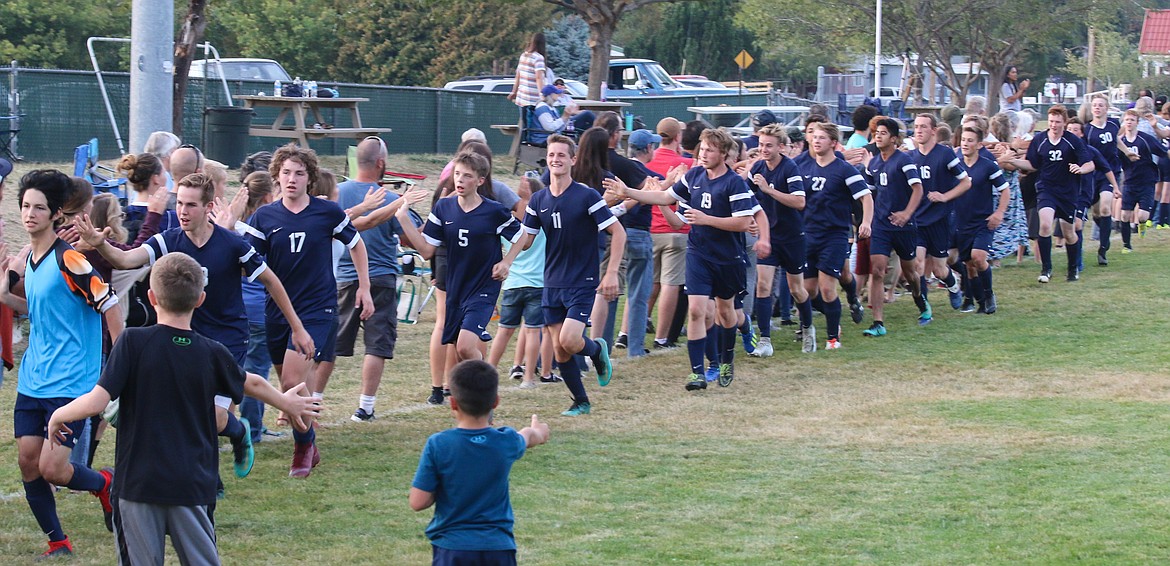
[875,0,883,99]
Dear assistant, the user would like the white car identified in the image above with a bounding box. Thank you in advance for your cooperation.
[189,58,291,82]
[442,75,588,98]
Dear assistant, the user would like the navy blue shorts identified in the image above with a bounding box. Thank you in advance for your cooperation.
[954,227,994,261]
[869,226,918,260]
[1122,184,1155,212]
[498,287,544,329]
[14,394,86,448]
[1036,193,1076,224]
[442,296,495,345]
[432,546,516,566]
[266,317,337,365]
[1159,156,1170,182]
[916,221,951,258]
[758,236,807,274]
[804,231,849,279]
[685,253,746,300]
[543,286,595,326]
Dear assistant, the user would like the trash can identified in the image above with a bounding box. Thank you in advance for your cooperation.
[203,106,253,168]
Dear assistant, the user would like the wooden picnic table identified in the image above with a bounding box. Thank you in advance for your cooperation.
[233,95,391,147]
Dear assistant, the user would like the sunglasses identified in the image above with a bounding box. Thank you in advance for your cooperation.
[363,136,387,157]
[179,143,204,172]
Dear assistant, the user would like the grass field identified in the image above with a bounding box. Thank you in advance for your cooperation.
[2,156,1170,564]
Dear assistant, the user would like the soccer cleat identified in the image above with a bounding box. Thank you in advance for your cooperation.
[561,401,591,416]
[741,326,758,354]
[750,336,774,357]
[960,297,977,313]
[948,290,962,310]
[540,373,563,383]
[351,407,376,422]
[615,334,628,349]
[94,467,114,532]
[290,442,314,478]
[1037,270,1051,283]
[1067,271,1079,282]
[984,293,998,314]
[686,373,708,391]
[917,300,933,326]
[508,365,524,380]
[824,338,841,350]
[705,365,720,382]
[717,363,735,387]
[591,338,612,387]
[653,340,677,350]
[426,390,445,405]
[1122,245,1133,254]
[849,299,865,324]
[1097,248,1108,266]
[801,325,817,353]
[233,418,255,478]
[793,327,803,342]
[310,442,321,468]
[862,322,887,337]
[37,538,72,561]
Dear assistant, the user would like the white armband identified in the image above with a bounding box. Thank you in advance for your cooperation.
[610,202,627,217]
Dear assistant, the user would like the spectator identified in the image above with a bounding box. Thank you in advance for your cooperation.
[530,85,580,146]
[1000,66,1030,113]
[645,118,693,348]
[238,151,273,183]
[845,105,880,149]
[742,110,777,151]
[143,131,180,191]
[965,95,989,117]
[507,33,546,108]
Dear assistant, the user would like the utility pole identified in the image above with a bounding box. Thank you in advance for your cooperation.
[1087,26,1097,94]
[129,0,174,153]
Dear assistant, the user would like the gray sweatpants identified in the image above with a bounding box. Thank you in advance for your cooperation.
[115,499,219,566]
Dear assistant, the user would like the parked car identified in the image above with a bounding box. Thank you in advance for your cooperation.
[607,59,738,97]
[189,58,291,82]
[672,75,728,89]
[442,75,588,98]
[867,87,902,108]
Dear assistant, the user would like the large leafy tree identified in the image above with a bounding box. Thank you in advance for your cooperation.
[546,15,591,82]
[0,0,130,69]
[620,0,756,81]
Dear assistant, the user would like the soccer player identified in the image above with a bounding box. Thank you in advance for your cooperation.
[247,144,374,477]
[861,118,929,336]
[1008,105,1095,282]
[1066,118,1120,268]
[75,172,315,480]
[0,170,123,559]
[608,128,763,389]
[910,113,971,309]
[512,134,624,416]
[744,123,815,355]
[954,126,1011,313]
[396,152,522,361]
[1116,109,1168,253]
[1084,94,1122,264]
[798,122,873,349]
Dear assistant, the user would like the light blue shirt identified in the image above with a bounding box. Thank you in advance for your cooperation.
[336,180,403,282]
[502,230,545,290]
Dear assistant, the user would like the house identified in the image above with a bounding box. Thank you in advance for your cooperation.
[815,54,989,106]
[1139,9,1170,77]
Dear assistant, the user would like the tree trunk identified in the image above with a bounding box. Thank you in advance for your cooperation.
[586,20,614,100]
[172,0,208,137]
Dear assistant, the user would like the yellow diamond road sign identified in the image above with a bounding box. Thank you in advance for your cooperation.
[735,50,754,70]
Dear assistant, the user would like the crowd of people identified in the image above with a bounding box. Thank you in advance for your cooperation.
[3,66,1169,562]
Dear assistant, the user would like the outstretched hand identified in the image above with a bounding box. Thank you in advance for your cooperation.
[281,382,323,432]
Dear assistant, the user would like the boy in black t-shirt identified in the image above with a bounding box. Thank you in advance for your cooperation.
[48,253,322,565]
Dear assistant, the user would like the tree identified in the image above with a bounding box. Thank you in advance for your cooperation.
[620,0,756,81]
[173,0,209,137]
[545,15,591,82]
[0,0,130,70]
[1062,28,1139,92]
[737,0,870,94]
[541,0,697,99]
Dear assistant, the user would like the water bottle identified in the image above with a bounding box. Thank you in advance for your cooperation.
[309,81,318,98]
[274,80,282,97]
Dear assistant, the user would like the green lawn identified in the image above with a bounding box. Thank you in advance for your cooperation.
[2,157,1170,563]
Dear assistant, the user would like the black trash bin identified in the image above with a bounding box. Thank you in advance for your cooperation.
[203,106,253,168]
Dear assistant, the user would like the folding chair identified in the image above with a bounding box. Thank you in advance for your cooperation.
[0,115,22,161]
[74,138,128,201]
[344,145,428,191]
[512,106,558,174]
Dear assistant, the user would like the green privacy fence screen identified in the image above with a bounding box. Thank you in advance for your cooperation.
[1,66,769,164]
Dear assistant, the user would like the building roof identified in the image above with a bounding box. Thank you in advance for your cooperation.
[1140,10,1170,55]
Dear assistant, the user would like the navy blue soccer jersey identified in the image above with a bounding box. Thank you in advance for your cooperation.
[1119,131,1168,188]
[145,225,266,354]
[522,181,616,289]
[247,197,360,324]
[668,166,761,264]
[911,144,969,226]
[1081,145,1111,205]
[423,196,521,307]
[864,150,921,231]
[1025,131,1092,199]
[749,157,805,240]
[1085,118,1122,173]
[799,156,871,236]
[953,156,1009,231]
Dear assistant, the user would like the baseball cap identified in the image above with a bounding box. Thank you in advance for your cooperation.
[752,109,777,128]
[541,85,563,97]
[629,129,662,150]
[656,117,682,142]
[0,157,12,184]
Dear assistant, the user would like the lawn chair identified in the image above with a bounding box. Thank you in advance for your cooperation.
[74,138,127,201]
[511,106,557,174]
[344,145,428,191]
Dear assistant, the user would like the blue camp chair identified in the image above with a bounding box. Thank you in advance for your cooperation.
[74,138,127,201]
